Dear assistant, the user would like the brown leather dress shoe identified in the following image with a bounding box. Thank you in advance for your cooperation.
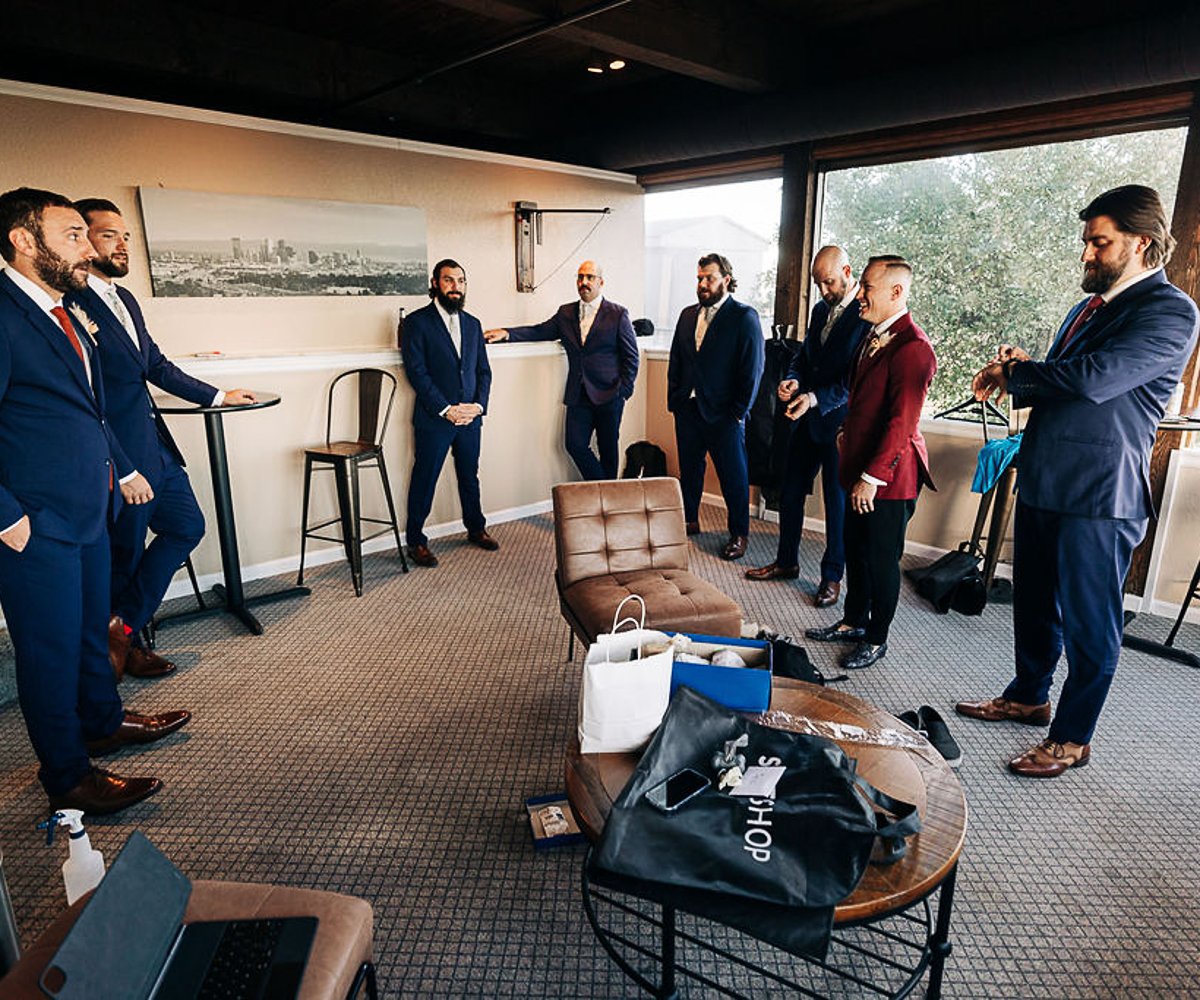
[721,536,748,560]
[124,646,177,679]
[1008,739,1090,778]
[86,710,191,756]
[408,544,438,567]
[745,562,799,581]
[468,530,500,551]
[685,521,701,536]
[107,615,130,682]
[814,580,841,607]
[49,767,162,816]
[955,696,1051,726]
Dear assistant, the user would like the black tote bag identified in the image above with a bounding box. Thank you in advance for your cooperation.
[591,686,919,958]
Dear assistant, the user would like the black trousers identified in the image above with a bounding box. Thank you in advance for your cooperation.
[842,496,916,646]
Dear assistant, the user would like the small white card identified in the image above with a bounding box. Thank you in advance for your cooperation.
[729,765,786,798]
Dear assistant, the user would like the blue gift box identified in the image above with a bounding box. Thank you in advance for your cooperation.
[666,632,772,713]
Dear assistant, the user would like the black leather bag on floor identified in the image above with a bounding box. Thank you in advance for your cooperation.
[906,544,987,616]
[591,686,920,959]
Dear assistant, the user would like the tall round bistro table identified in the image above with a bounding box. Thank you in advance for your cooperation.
[156,391,310,635]
[566,679,968,999]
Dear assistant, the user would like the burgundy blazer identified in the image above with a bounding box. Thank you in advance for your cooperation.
[838,312,937,499]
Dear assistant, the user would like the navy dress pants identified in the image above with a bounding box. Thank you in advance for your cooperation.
[775,424,846,582]
[565,397,624,480]
[405,412,485,548]
[673,400,750,537]
[1004,500,1146,745]
[0,532,123,795]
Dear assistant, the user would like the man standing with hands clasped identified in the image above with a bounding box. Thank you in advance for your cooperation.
[959,185,1198,778]
[805,255,936,671]
[485,260,638,480]
[402,258,495,568]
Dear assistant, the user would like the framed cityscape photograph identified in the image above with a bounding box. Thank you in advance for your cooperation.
[138,187,428,298]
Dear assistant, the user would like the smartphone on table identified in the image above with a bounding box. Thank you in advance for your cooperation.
[645,767,710,812]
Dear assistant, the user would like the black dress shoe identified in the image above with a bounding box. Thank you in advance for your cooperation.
[86,710,191,756]
[124,646,176,679]
[721,536,748,560]
[685,521,701,536]
[813,580,841,608]
[843,641,888,670]
[803,621,866,643]
[468,530,500,551]
[408,544,438,567]
[49,767,162,816]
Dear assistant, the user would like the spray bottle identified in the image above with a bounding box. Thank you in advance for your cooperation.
[37,810,106,904]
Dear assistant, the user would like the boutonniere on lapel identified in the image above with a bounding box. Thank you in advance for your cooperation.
[866,331,894,357]
[67,303,100,345]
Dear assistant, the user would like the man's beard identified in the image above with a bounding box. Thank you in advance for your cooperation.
[435,288,465,313]
[1081,245,1131,294]
[822,284,846,306]
[93,253,129,279]
[33,233,88,293]
[697,285,722,306]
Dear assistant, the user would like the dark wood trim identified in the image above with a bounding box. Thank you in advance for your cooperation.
[773,143,817,333]
[1127,87,1200,596]
[813,85,1193,170]
[637,152,784,190]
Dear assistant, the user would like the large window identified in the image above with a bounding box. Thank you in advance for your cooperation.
[819,128,1189,411]
[644,178,782,345]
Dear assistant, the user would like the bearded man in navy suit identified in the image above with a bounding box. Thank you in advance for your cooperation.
[746,246,871,606]
[485,260,638,480]
[960,185,1200,778]
[667,252,765,561]
[0,187,189,816]
[67,199,256,679]
[402,258,495,568]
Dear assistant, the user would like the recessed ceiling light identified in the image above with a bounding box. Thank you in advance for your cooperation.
[608,58,626,71]
[587,51,605,74]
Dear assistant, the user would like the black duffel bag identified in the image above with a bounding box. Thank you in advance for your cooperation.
[906,543,987,615]
[590,686,919,959]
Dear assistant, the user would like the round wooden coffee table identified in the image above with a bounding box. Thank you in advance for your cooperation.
[566,678,968,998]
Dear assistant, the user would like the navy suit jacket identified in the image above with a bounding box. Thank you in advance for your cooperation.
[785,297,871,443]
[401,302,492,421]
[0,271,129,543]
[667,297,765,423]
[66,283,217,473]
[507,298,639,405]
[1009,269,1199,519]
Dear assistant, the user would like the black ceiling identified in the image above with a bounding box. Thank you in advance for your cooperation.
[6,0,1200,172]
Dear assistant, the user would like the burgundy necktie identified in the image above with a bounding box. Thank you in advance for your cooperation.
[1055,294,1105,356]
[49,306,86,364]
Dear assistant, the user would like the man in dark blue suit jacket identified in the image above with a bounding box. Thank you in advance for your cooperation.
[401,259,495,568]
[961,185,1200,778]
[0,187,189,815]
[746,246,871,605]
[668,252,765,560]
[485,260,638,480]
[68,199,257,679]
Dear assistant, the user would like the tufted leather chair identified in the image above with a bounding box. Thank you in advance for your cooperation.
[553,478,742,658]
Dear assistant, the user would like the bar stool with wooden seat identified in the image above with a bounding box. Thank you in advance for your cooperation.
[298,369,407,596]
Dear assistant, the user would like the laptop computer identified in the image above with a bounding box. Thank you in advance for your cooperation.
[38,831,317,1000]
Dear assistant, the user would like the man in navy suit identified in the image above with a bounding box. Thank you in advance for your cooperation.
[746,246,871,605]
[668,253,765,560]
[960,185,1200,777]
[484,260,638,480]
[401,259,495,568]
[68,199,257,679]
[0,187,189,815]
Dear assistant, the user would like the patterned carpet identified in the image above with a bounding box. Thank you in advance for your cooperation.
[0,505,1197,998]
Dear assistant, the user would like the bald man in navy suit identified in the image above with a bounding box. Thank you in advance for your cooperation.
[0,188,188,816]
[960,185,1199,778]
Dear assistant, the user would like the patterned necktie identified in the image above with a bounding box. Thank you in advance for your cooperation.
[1055,294,1105,356]
[50,306,86,366]
[695,306,714,351]
[820,303,844,345]
[580,302,594,344]
[104,285,137,344]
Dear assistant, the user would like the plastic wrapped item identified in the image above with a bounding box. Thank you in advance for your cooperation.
[710,648,747,668]
[757,709,928,752]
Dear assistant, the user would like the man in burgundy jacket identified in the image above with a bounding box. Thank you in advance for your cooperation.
[805,255,936,670]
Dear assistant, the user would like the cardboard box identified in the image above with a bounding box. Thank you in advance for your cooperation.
[525,793,586,850]
[667,632,773,713]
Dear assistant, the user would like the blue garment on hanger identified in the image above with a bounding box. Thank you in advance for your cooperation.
[972,433,1023,493]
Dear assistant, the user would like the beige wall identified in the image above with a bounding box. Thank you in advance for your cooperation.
[0,86,646,581]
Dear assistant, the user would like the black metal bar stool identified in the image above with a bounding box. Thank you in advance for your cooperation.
[297,369,407,596]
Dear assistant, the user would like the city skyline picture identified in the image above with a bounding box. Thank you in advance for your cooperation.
[138,188,428,298]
